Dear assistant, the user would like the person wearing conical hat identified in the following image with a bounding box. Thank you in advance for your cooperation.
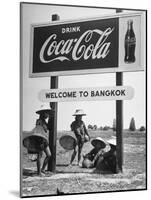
[23,105,53,175]
[69,109,90,166]
[95,138,117,173]
[82,137,111,168]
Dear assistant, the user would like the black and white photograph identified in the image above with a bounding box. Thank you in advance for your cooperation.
[20,2,147,198]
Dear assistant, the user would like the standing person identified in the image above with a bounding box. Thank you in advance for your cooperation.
[23,105,53,176]
[69,109,90,166]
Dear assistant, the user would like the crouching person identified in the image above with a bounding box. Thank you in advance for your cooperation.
[82,137,111,169]
[82,137,117,173]
[95,138,117,174]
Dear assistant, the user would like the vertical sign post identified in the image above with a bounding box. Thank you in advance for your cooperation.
[48,14,60,172]
[116,8,123,172]
[116,72,123,172]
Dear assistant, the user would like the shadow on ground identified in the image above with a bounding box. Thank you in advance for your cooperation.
[23,168,38,177]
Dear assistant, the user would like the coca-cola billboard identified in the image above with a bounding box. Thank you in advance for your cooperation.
[30,18,118,76]
[30,13,145,77]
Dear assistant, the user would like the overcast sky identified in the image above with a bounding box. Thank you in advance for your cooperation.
[21,3,146,131]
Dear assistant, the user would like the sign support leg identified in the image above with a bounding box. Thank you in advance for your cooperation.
[48,14,60,172]
[48,76,58,172]
[116,72,123,172]
[115,8,123,173]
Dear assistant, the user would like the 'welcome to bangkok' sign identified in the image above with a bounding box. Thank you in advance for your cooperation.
[30,17,118,76]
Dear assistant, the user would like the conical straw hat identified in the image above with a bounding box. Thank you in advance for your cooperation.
[72,109,86,116]
[36,105,53,115]
[91,137,107,149]
[107,138,116,146]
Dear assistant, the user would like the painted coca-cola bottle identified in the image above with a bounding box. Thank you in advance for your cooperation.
[124,20,136,63]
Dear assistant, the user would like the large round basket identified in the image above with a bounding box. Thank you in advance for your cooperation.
[23,135,46,153]
[59,135,77,150]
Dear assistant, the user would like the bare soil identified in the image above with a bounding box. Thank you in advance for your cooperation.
[21,130,146,197]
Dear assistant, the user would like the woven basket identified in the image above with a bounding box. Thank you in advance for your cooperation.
[59,135,77,150]
[23,135,46,153]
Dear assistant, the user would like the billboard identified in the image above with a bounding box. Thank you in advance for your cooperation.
[30,12,146,77]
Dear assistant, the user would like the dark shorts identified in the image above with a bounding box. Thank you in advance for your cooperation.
[23,136,49,153]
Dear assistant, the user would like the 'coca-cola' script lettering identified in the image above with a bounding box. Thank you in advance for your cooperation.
[39,28,114,63]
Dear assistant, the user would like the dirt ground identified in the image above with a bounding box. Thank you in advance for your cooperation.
[21,130,146,197]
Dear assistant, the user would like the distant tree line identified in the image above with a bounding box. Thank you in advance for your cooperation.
[87,117,145,132]
[87,124,111,131]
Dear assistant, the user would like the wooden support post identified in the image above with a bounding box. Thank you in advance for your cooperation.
[47,14,60,172]
[116,8,123,173]
[116,72,123,172]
